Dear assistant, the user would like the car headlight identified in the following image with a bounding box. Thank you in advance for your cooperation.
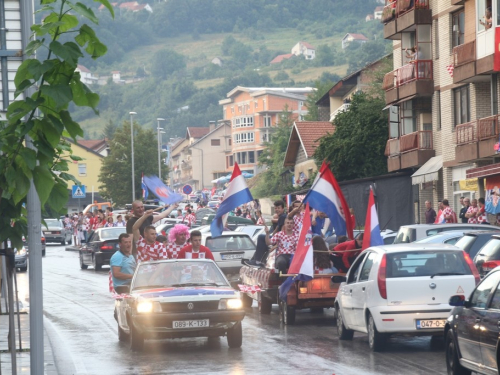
[219,298,243,310]
[137,301,153,313]
[17,248,27,256]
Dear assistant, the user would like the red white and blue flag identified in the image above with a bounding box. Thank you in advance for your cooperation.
[279,204,314,301]
[362,188,383,250]
[286,194,292,208]
[210,162,253,237]
[303,162,353,239]
[141,173,148,199]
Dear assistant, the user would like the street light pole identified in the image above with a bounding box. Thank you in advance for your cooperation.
[130,111,137,201]
[157,118,165,179]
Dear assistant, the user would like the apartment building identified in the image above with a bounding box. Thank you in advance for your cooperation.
[382,0,500,222]
[219,86,314,174]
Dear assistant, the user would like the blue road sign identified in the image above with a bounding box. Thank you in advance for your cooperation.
[72,185,86,198]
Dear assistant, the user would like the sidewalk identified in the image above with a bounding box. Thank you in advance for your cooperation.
[0,298,58,374]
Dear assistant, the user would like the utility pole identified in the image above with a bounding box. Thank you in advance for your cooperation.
[130,112,137,201]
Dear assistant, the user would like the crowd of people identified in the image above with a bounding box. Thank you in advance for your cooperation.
[424,197,491,225]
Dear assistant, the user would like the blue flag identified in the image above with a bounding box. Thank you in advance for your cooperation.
[143,175,184,205]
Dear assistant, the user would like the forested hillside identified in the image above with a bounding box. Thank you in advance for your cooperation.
[47,0,390,140]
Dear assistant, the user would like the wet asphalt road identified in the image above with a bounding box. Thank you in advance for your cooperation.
[18,244,450,375]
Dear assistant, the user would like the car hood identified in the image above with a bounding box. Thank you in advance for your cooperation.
[132,287,237,299]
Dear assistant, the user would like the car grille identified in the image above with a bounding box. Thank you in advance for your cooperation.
[160,301,219,313]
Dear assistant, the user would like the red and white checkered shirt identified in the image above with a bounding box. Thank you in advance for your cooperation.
[477,206,489,224]
[292,211,305,236]
[184,213,196,228]
[166,241,186,259]
[136,236,164,263]
[442,207,457,223]
[83,217,91,231]
[466,206,478,224]
[256,217,264,225]
[271,231,298,256]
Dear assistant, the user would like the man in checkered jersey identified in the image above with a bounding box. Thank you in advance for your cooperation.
[132,210,166,262]
[265,217,298,274]
[178,230,214,260]
[166,224,190,259]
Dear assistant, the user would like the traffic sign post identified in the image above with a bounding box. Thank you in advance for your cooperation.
[72,185,86,199]
[183,184,193,195]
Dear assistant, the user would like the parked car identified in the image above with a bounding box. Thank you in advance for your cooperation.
[42,219,72,245]
[381,229,397,245]
[414,231,465,245]
[201,231,256,285]
[79,227,126,271]
[454,230,500,259]
[473,234,500,277]
[23,230,46,257]
[234,225,264,239]
[207,201,220,209]
[114,259,245,351]
[201,214,254,231]
[445,266,500,375]
[334,243,479,351]
[14,246,28,272]
[393,224,500,244]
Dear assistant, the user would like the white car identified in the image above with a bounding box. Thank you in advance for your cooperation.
[393,224,500,244]
[334,243,479,351]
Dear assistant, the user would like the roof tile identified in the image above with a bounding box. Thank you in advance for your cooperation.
[294,121,335,157]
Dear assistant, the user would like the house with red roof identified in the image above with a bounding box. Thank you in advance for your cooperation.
[77,139,109,157]
[76,65,98,85]
[374,6,384,20]
[283,121,335,186]
[270,53,293,64]
[341,33,368,49]
[291,41,316,60]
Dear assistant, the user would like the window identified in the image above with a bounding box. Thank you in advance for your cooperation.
[493,74,498,115]
[248,151,255,164]
[347,253,368,284]
[211,139,220,146]
[389,106,399,138]
[435,91,441,130]
[78,163,87,176]
[489,276,500,309]
[452,10,465,48]
[254,101,258,109]
[233,132,255,144]
[401,101,416,135]
[454,85,470,127]
[264,116,272,127]
[386,251,471,278]
[241,152,247,164]
[233,116,254,128]
[359,252,377,282]
[236,152,241,164]
[228,155,234,167]
[231,106,234,114]
[228,139,232,146]
[470,271,500,308]
[257,150,263,159]
[299,101,304,107]
[434,19,440,59]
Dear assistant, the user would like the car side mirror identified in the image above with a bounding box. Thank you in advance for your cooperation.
[331,275,347,283]
[115,285,130,295]
[449,294,465,307]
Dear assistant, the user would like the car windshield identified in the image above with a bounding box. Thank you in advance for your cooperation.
[393,227,415,244]
[100,227,126,240]
[45,219,62,228]
[415,233,462,244]
[386,251,471,278]
[205,235,255,252]
[454,235,475,251]
[131,261,229,290]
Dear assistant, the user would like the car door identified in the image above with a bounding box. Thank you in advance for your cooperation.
[479,271,500,370]
[352,252,377,330]
[339,252,368,328]
[83,231,97,261]
[456,271,500,364]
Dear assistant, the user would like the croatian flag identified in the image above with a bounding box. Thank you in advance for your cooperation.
[435,209,445,224]
[279,204,314,301]
[362,188,383,250]
[141,173,148,199]
[286,194,292,208]
[303,162,353,239]
[210,163,253,237]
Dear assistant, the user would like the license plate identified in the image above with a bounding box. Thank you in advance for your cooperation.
[172,319,209,329]
[416,319,447,329]
[45,232,52,235]
[221,253,243,260]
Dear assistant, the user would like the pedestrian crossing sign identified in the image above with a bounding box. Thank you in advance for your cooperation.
[72,185,86,198]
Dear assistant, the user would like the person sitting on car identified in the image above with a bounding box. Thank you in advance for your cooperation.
[132,210,165,262]
[330,234,364,273]
[265,217,298,274]
[313,236,338,274]
[177,230,214,260]
[110,233,136,289]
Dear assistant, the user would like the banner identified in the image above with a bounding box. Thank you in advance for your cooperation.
[458,178,478,191]
[142,175,184,205]
[495,27,500,71]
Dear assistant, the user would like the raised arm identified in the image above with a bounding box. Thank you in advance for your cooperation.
[152,204,177,224]
[132,209,154,243]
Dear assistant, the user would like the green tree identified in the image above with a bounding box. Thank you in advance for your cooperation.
[102,120,117,139]
[315,44,335,67]
[303,79,336,121]
[0,0,112,248]
[313,92,388,182]
[151,49,186,79]
[98,121,169,205]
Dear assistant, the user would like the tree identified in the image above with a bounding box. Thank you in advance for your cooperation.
[303,79,336,121]
[150,49,186,79]
[98,121,169,205]
[102,120,117,139]
[315,44,335,67]
[313,92,388,182]
[0,0,113,249]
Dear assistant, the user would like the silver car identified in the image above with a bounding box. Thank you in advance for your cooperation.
[43,219,71,245]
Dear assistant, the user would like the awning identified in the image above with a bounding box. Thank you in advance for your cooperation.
[466,162,500,179]
[411,155,442,185]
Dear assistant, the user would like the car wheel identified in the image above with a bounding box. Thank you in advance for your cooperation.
[79,252,88,270]
[226,321,242,348]
[446,330,471,375]
[368,313,386,352]
[118,323,128,342]
[241,293,253,308]
[258,296,272,314]
[336,305,354,340]
[129,321,144,351]
[60,239,65,246]
[92,255,102,271]
[280,301,295,325]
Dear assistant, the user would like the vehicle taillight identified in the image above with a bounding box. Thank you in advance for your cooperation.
[100,242,114,250]
[41,237,45,244]
[463,251,480,284]
[377,254,387,299]
[481,260,500,273]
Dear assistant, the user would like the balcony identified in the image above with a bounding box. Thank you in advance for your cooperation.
[383,60,433,105]
[456,115,500,162]
[385,138,401,172]
[452,41,476,83]
[451,0,464,4]
[382,0,431,39]
[385,131,434,171]
[329,103,351,122]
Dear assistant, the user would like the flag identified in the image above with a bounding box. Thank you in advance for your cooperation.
[302,162,354,239]
[141,173,148,199]
[296,194,305,202]
[279,204,314,301]
[211,186,216,197]
[435,209,444,224]
[210,163,253,237]
[142,175,184,205]
[286,194,292,208]
[362,188,383,250]
[495,27,500,71]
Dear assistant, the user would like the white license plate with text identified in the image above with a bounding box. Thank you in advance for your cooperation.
[173,319,209,329]
[416,319,446,329]
[221,253,243,260]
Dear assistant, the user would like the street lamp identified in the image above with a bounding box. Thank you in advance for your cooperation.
[157,118,165,179]
[130,111,137,201]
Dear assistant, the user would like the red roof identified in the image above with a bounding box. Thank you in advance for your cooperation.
[77,64,90,73]
[347,33,368,41]
[77,139,107,152]
[186,127,210,139]
[270,53,293,64]
[300,41,315,50]
[294,122,335,157]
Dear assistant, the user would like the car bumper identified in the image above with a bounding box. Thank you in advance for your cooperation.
[15,256,27,268]
[370,305,452,334]
[95,252,114,265]
[132,310,245,336]
[43,234,64,242]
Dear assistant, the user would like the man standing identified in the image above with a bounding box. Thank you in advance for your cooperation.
[166,224,190,259]
[311,210,327,236]
[184,208,196,228]
[425,201,437,224]
[465,199,478,223]
[459,197,470,223]
[441,199,457,223]
[177,230,214,260]
[434,200,444,223]
[287,201,304,236]
[132,210,166,262]
[110,233,137,289]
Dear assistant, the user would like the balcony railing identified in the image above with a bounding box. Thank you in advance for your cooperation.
[383,70,396,90]
[385,138,400,156]
[329,103,351,122]
[452,40,476,67]
[381,0,430,23]
[478,115,499,140]
[383,60,433,91]
[456,122,476,145]
[400,130,433,152]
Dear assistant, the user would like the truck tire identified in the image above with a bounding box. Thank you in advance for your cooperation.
[258,296,272,314]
